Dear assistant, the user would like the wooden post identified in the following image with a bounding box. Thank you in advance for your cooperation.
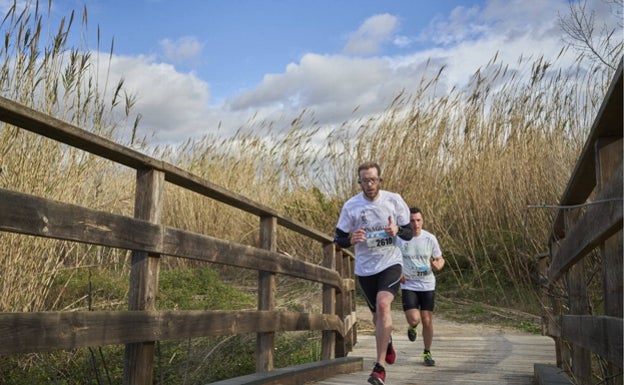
[345,251,356,351]
[596,137,623,384]
[257,216,276,372]
[564,207,592,384]
[123,169,164,385]
[321,241,336,360]
[334,247,347,358]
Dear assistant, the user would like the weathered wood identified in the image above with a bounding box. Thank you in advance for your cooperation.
[548,165,623,282]
[257,216,277,372]
[124,169,164,385]
[597,137,624,319]
[551,59,622,239]
[334,248,348,358]
[312,311,558,385]
[561,315,623,368]
[565,204,592,385]
[597,137,624,383]
[0,310,345,354]
[0,188,344,290]
[322,241,337,360]
[544,61,623,385]
[211,357,363,385]
[0,187,161,250]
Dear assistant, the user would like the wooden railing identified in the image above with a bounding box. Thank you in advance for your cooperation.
[0,96,360,384]
[538,59,622,385]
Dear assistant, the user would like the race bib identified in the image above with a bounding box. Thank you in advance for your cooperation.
[366,230,393,249]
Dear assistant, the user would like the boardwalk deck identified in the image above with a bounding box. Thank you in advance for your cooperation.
[309,309,557,385]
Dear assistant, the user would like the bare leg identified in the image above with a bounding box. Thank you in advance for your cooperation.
[421,310,434,351]
[373,290,394,366]
[404,308,421,328]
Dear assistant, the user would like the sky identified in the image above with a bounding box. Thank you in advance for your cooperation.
[6,0,622,146]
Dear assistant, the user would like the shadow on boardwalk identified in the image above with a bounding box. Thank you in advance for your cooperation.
[309,306,557,385]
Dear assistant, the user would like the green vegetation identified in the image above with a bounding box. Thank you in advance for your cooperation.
[0,0,621,383]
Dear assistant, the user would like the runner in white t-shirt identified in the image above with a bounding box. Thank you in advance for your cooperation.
[334,162,412,385]
[396,206,445,367]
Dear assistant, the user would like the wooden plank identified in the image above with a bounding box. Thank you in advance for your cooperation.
[163,227,343,290]
[561,315,623,368]
[533,364,574,385]
[549,166,623,282]
[211,357,362,385]
[0,188,343,290]
[0,187,161,251]
[0,310,345,354]
[310,325,557,385]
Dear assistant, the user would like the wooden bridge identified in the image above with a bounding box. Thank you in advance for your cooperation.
[0,59,621,385]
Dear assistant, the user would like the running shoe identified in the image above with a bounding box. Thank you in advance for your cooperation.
[423,351,436,366]
[367,362,386,385]
[385,336,396,365]
[407,325,417,342]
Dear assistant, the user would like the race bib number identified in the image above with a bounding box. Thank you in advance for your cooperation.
[366,231,393,248]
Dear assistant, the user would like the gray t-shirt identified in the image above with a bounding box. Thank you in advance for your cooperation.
[397,229,442,291]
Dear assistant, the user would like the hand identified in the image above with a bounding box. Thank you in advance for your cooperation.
[431,257,445,271]
[350,227,366,244]
[384,216,398,237]
[400,273,407,283]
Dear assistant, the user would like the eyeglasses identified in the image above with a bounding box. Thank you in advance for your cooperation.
[359,177,381,185]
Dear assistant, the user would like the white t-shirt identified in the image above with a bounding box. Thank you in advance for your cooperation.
[336,190,410,276]
[397,229,442,291]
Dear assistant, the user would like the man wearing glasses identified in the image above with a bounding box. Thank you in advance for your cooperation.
[334,161,412,385]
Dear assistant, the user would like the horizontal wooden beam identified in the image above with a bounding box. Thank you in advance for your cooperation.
[561,315,623,368]
[0,310,346,354]
[549,165,623,282]
[0,188,343,290]
[210,356,363,385]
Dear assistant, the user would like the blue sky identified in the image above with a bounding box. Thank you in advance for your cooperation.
[7,0,621,145]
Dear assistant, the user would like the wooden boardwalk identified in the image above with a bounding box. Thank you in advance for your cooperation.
[309,310,557,385]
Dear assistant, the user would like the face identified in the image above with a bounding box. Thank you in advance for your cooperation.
[358,167,381,200]
[409,212,423,235]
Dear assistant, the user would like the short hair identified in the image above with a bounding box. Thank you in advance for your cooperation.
[357,161,381,176]
[409,207,422,215]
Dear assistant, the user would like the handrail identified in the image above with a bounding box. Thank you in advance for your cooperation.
[0,95,359,384]
[540,58,623,385]
[0,95,332,243]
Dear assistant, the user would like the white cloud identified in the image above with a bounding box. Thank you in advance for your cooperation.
[94,0,618,147]
[343,14,400,55]
[102,54,215,144]
[159,36,204,65]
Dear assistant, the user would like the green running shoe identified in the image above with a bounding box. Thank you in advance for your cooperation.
[407,325,417,342]
[423,351,436,366]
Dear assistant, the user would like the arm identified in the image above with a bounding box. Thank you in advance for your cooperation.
[431,255,445,271]
[334,227,351,248]
[397,223,413,241]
